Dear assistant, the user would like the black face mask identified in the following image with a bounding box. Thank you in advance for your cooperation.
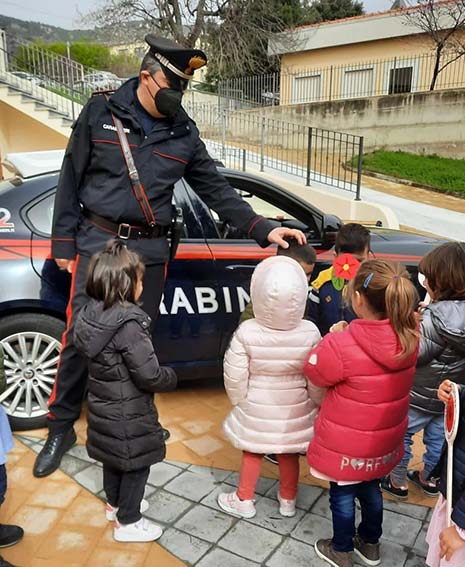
[149,75,183,119]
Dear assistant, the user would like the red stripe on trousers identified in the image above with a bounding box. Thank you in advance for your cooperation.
[47,255,80,417]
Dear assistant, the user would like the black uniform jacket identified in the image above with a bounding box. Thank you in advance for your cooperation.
[74,299,177,471]
[52,77,275,263]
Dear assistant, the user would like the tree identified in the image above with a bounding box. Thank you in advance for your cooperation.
[402,0,465,90]
[82,0,228,47]
[312,0,364,22]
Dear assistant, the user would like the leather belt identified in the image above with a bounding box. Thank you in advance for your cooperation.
[83,209,169,240]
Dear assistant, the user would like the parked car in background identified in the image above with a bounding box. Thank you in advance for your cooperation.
[72,71,123,92]
[0,152,444,431]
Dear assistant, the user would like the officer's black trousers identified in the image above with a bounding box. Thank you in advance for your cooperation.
[47,253,166,433]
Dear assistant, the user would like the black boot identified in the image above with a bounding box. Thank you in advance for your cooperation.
[0,555,16,567]
[33,429,77,478]
[0,524,24,548]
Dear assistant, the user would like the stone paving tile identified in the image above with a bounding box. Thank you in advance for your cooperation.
[159,527,211,564]
[147,462,184,488]
[175,505,236,543]
[266,483,323,511]
[291,512,333,545]
[196,548,259,567]
[383,498,430,521]
[188,464,231,483]
[412,523,428,558]
[403,552,430,567]
[225,472,277,496]
[246,497,305,536]
[309,491,331,519]
[59,455,92,477]
[266,537,327,567]
[353,539,409,567]
[382,509,423,548]
[73,464,104,493]
[145,490,193,524]
[66,444,97,464]
[165,460,190,469]
[219,521,283,563]
[165,470,224,502]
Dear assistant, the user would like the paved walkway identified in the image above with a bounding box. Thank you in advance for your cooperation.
[18,435,430,567]
[1,386,437,566]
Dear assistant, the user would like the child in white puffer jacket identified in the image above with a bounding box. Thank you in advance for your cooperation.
[218,255,323,519]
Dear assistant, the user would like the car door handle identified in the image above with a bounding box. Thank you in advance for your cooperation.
[225,265,256,270]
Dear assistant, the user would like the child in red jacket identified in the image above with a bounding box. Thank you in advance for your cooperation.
[304,259,419,567]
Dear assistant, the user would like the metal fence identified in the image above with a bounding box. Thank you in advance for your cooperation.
[185,103,363,198]
[218,51,465,107]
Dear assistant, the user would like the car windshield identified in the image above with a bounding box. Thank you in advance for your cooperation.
[0,178,22,195]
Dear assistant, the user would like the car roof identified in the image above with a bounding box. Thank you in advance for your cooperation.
[3,150,65,178]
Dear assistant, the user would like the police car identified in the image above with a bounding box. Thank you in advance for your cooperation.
[0,152,444,430]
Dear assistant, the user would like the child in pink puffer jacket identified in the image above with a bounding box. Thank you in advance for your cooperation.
[218,255,323,519]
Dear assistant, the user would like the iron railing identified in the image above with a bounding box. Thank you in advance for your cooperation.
[218,51,465,108]
[185,103,363,198]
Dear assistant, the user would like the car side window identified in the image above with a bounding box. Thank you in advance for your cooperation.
[208,187,314,240]
[24,193,55,236]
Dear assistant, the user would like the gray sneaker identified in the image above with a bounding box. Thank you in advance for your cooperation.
[315,539,353,567]
[353,534,381,566]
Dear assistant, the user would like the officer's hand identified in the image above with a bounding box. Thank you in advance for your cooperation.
[267,227,306,247]
[56,259,75,273]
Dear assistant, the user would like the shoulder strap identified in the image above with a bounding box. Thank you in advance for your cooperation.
[106,99,156,226]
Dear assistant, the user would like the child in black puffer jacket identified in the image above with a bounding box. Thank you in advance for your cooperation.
[74,240,177,544]
[382,242,465,500]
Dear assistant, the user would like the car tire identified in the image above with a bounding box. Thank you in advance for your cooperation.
[0,313,65,431]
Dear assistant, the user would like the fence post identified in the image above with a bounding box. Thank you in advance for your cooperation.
[306,127,313,186]
[66,41,75,121]
[242,148,246,172]
[260,115,266,172]
[329,66,333,102]
[355,136,364,201]
[221,109,227,161]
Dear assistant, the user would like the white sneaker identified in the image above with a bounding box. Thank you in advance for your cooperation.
[278,493,296,517]
[217,491,256,518]
[113,517,162,542]
[106,499,149,521]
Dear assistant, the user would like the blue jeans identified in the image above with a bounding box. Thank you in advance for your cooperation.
[390,406,444,486]
[329,480,383,553]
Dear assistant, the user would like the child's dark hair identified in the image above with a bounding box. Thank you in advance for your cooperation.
[418,242,465,301]
[335,223,370,255]
[277,237,317,265]
[350,259,418,357]
[86,240,145,309]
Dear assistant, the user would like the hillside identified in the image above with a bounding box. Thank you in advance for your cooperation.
[0,14,97,43]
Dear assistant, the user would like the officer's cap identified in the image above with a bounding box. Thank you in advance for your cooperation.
[145,35,207,87]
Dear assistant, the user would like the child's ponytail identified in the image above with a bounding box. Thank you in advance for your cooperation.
[351,260,419,358]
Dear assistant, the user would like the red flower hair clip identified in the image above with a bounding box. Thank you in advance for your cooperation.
[331,253,361,291]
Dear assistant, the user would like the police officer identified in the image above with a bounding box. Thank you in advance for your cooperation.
[33,35,306,478]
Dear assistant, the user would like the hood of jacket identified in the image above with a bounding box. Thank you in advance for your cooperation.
[74,299,151,359]
[349,318,418,371]
[428,301,465,354]
[251,256,308,331]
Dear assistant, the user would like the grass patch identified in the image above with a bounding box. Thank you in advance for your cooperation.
[354,150,465,197]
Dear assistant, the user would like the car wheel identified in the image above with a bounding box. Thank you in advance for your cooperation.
[0,314,65,431]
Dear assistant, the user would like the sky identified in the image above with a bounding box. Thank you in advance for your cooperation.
[0,0,396,30]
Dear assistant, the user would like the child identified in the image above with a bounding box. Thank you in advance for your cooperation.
[309,223,370,336]
[382,242,465,500]
[74,240,177,543]
[240,238,316,323]
[425,379,465,566]
[217,256,322,519]
[305,259,419,567]
[0,345,24,567]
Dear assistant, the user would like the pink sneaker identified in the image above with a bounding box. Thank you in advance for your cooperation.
[217,491,256,518]
[277,493,296,517]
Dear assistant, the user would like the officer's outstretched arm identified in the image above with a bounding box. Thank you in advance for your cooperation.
[51,102,93,261]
